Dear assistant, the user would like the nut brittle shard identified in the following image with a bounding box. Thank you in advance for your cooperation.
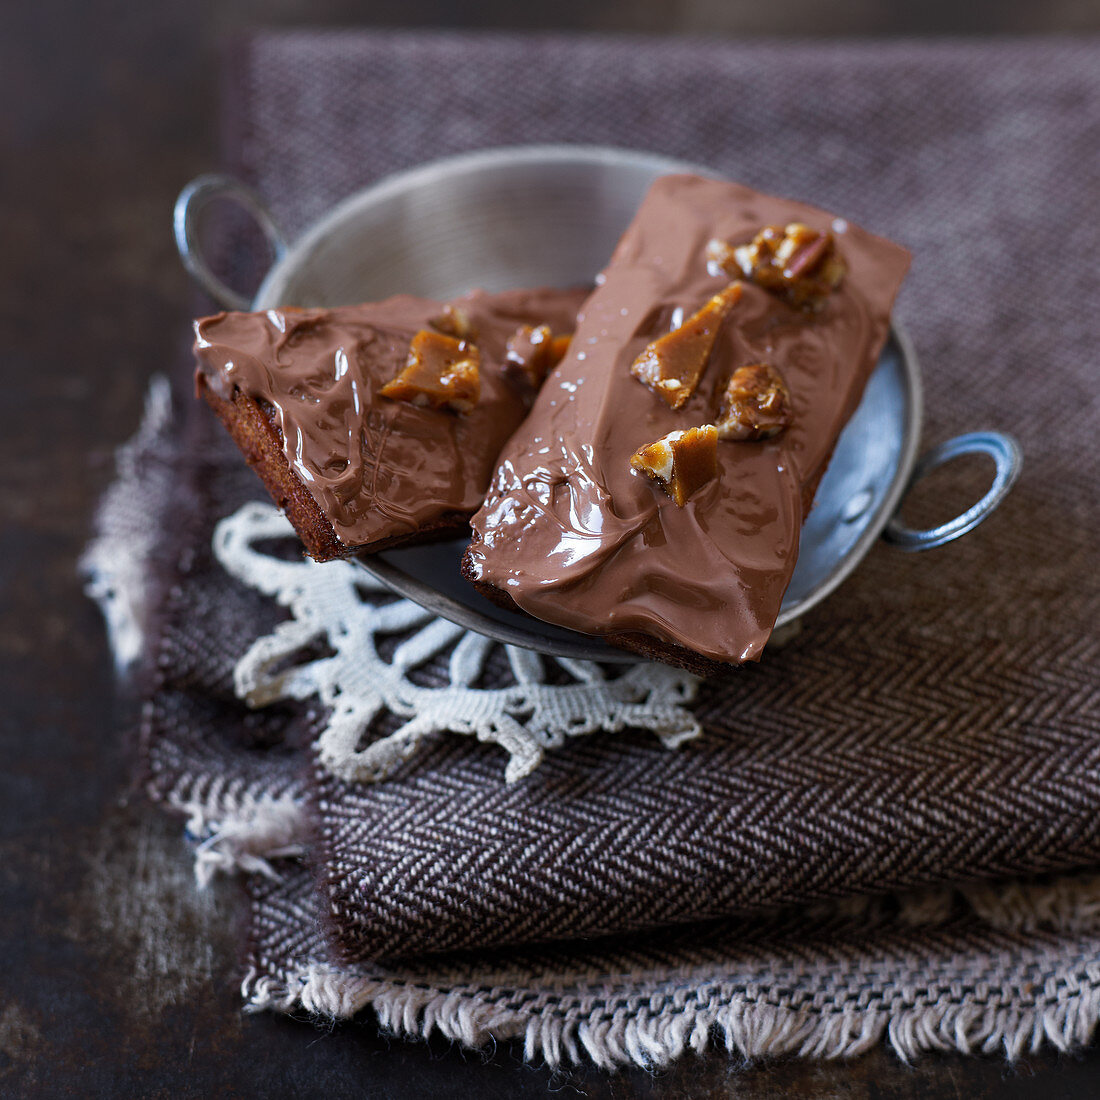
[630,283,743,409]
[707,223,846,310]
[504,324,572,388]
[716,363,793,441]
[631,425,719,506]
[380,330,481,414]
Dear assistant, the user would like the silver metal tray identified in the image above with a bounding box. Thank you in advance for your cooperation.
[176,146,1021,662]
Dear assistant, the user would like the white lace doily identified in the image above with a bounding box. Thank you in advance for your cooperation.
[214,503,701,783]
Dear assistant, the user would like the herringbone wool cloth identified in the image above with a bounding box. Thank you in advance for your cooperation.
[112,32,1100,1065]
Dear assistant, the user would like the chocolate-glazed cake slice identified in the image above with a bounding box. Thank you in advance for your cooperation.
[462,175,910,673]
[193,287,588,560]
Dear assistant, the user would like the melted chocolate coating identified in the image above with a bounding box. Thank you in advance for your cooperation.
[193,287,587,550]
[464,175,910,664]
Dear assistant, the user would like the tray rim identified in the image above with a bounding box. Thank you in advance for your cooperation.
[250,144,922,663]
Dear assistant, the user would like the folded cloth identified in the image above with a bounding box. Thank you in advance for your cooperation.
[97,376,1100,1069]
[86,32,1100,1067]
[225,30,1100,959]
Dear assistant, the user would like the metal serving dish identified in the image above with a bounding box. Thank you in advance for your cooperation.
[176,145,1021,662]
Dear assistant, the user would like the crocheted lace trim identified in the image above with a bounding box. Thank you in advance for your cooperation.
[214,502,701,784]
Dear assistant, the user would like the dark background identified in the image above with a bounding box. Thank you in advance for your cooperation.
[4,1,1100,1095]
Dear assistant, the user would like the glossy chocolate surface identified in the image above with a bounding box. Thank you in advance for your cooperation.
[464,175,910,663]
[193,287,586,549]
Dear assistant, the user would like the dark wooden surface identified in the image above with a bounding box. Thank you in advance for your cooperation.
[5,1,1100,1095]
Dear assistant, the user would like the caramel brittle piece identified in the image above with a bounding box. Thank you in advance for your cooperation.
[380,330,481,414]
[630,283,743,409]
[630,425,719,507]
[504,324,571,388]
[716,363,792,441]
[428,304,479,341]
[707,223,846,310]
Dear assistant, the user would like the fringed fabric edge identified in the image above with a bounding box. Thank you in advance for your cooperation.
[239,960,1100,1070]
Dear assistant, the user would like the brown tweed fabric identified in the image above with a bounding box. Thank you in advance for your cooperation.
[242,862,1100,1066]
[139,34,1099,972]
[114,372,1100,1067]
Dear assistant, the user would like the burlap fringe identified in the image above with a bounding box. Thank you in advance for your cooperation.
[239,960,1100,1069]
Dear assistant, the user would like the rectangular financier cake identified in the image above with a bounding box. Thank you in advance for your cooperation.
[193,286,588,560]
[462,174,911,673]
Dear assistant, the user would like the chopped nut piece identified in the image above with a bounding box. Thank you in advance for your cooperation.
[504,324,571,388]
[707,223,846,309]
[630,283,743,409]
[380,330,481,414]
[428,304,479,340]
[630,425,719,507]
[703,237,739,276]
[716,363,792,441]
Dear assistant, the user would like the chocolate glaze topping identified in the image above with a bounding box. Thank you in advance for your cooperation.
[464,175,910,664]
[193,286,587,550]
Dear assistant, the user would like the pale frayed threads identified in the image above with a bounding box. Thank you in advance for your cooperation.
[175,794,308,888]
[233,840,1100,1073]
[240,961,1100,1070]
[80,375,173,672]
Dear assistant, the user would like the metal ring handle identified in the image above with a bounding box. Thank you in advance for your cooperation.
[883,430,1022,552]
[173,174,289,311]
